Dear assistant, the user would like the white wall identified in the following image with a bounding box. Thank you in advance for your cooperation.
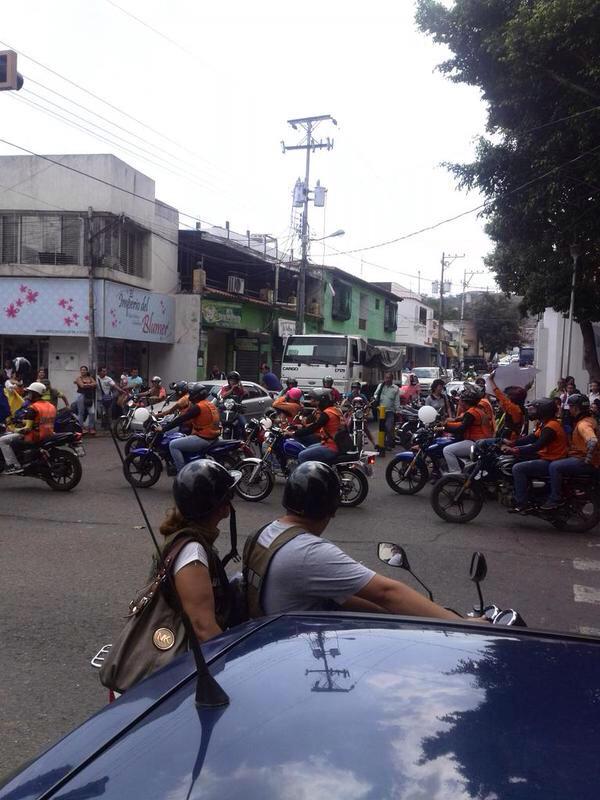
[47,336,89,403]
[150,294,200,386]
[535,309,588,396]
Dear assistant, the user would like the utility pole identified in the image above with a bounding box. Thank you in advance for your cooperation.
[87,207,97,376]
[458,268,484,363]
[282,114,336,334]
[437,252,464,367]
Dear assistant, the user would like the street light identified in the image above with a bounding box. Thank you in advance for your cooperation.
[310,229,345,242]
[565,242,581,377]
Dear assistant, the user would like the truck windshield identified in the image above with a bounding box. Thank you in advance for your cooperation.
[284,336,348,365]
[412,368,438,379]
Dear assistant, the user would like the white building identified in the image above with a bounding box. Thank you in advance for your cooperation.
[535,309,597,395]
[373,282,435,365]
[0,154,200,399]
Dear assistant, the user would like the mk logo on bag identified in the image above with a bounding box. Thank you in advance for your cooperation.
[153,627,176,650]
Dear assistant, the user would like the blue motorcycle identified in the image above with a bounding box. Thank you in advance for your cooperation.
[122,419,249,488]
[386,425,457,495]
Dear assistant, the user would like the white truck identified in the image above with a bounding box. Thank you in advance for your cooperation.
[281,334,403,395]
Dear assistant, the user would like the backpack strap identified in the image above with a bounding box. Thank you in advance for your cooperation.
[243,523,305,618]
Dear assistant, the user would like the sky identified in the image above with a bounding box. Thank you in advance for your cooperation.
[0,0,497,297]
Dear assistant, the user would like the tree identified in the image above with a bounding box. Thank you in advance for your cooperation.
[469,293,522,358]
[416,0,600,380]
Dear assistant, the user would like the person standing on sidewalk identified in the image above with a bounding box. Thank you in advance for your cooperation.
[373,372,401,449]
[74,366,97,436]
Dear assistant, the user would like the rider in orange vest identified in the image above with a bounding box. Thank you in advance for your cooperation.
[291,390,343,465]
[0,382,57,474]
[159,383,222,473]
[440,384,493,472]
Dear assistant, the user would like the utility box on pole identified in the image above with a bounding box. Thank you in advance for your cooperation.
[0,51,24,91]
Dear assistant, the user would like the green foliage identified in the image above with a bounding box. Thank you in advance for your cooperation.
[416,0,600,322]
[469,293,522,357]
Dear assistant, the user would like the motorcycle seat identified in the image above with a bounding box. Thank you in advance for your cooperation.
[333,450,360,464]
[32,433,74,447]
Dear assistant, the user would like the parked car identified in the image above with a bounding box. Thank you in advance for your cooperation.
[411,366,448,397]
[204,380,274,416]
[4,609,600,799]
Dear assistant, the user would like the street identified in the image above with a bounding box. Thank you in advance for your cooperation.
[2,436,600,779]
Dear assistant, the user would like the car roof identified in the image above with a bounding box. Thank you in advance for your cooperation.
[5,615,600,800]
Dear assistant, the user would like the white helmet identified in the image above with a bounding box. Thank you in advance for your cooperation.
[151,376,162,383]
[418,405,438,425]
[25,382,47,396]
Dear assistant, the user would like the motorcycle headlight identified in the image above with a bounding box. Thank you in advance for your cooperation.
[224,399,235,410]
[470,445,476,460]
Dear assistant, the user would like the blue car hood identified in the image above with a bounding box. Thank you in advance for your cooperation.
[3,615,600,800]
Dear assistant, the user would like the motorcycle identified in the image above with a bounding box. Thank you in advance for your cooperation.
[113,393,176,441]
[430,440,600,532]
[0,428,83,491]
[378,543,526,625]
[394,405,420,449]
[122,418,251,488]
[236,417,375,506]
[217,397,244,440]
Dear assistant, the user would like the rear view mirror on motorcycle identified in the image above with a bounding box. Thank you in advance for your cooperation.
[378,542,434,601]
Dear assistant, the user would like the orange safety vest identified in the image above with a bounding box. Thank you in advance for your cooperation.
[23,400,57,443]
[273,396,302,419]
[570,417,600,466]
[191,400,221,439]
[320,406,343,452]
[478,398,496,435]
[535,419,569,461]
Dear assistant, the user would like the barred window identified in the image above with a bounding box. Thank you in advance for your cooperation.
[0,213,82,265]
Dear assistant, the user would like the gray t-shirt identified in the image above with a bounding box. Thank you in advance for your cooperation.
[259,520,375,614]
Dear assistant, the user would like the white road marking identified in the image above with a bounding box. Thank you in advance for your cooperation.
[573,584,600,604]
[573,558,600,572]
[578,626,600,637]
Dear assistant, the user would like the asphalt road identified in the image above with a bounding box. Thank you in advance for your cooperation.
[2,436,600,779]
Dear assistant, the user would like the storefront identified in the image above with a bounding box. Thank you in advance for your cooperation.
[0,277,179,399]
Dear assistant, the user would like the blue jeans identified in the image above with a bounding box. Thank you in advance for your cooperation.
[512,459,549,506]
[169,435,218,472]
[297,444,337,465]
[76,394,95,429]
[548,457,595,503]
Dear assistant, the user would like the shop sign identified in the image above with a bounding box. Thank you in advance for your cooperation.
[0,277,102,336]
[202,301,242,328]
[104,281,175,343]
[278,318,296,338]
[235,337,258,352]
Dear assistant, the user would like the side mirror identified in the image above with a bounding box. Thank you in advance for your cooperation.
[469,552,487,583]
[378,542,409,570]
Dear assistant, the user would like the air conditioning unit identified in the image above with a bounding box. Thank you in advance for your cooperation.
[227,275,245,294]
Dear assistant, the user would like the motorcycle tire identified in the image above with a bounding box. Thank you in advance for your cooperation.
[551,493,600,533]
[113,416,131,442]
[44,449,83,492]
[385,458,428,495]
[337,466,369,507]
[236,462,274,502]
[124,435,146,457]
[431,474,483,523]
[123,452,162,488]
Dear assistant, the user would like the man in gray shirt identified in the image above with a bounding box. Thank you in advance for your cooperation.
[373,372,401,449]
[244,462,462,620]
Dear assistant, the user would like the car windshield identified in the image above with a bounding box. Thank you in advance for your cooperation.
[412,368,437,379]
[284,336,348,365]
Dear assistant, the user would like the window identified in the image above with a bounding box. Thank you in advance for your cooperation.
[0,215,17,263]
[375,298,380,310]
[384,299,397,331]
[351,340,359,364]
[96,216,148,277]
[331,280,352,321]
[243,383,265,398]
[359,292,369,330]
[1,214,83,265]
[284,336,348,365]
[419,306,428,326]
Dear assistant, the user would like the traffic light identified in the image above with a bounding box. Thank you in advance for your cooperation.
[0,50,24,91]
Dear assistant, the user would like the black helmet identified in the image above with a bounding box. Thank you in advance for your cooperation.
[285,377,298,387]
[173,380,188,398]
[567,393,590,413]
[460,382,484,406]
[227,370,241,382]
[350,381,361,390]
[322,376,334,387]
[529,397,556,421]
[173,461,240,521]
[188,382,209,402]
[282,462,341,519]
[12,356,32,380]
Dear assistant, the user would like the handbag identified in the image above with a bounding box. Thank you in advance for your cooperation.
[99,535,193,693]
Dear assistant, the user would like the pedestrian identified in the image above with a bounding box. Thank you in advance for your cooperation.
[3,358,12,382]
[260,364,282,392]
[210,365,226,380]
[74,365,97,435]
[588,380,600,405]
[97,366,127,426]
[242,462,466,621]
[424,379,452,419]
[372,372,401,449]
[127,367,144,393]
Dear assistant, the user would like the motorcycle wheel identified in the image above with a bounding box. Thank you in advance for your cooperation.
[123,452,162,488]
[113,416,131,442]
[385,458,428,495]
[337,466,369,507]
[551,493,600,533]
[44,449,83,492]
[431,474,483,523]
[124,435,146,457]
[236,462,274,502]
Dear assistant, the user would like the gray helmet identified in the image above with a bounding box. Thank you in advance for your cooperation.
[567,393,590,413]
[188,382,209,402]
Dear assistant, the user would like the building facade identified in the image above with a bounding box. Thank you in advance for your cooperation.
[0,154,199,399]
[373,281,434,365]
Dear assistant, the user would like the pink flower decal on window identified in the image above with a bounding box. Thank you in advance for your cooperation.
[19,284,28,294]
[26,290,38,304]
[64,317,73,327]
[72,312,79,320]
[58,298,68,308]
[84,314,90,321]
[5,303,19,318]
[16,298,24,308]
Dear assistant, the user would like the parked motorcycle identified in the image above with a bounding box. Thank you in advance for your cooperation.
[378,543,526,625]
[122,419,251,488]
[386,407,457,495]
[236,417,375,506]
[430,440,600,532]
[0,429,83,491]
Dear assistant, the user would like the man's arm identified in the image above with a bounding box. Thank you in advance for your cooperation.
[356,574,460,621]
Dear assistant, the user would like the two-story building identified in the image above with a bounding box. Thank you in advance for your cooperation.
[0,154,200,399]
[373,281,435,366]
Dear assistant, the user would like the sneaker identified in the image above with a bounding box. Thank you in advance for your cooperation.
[540,499,561,511]
[88,428,97,436]
[4,465,24,475]
[509,504,534,515]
